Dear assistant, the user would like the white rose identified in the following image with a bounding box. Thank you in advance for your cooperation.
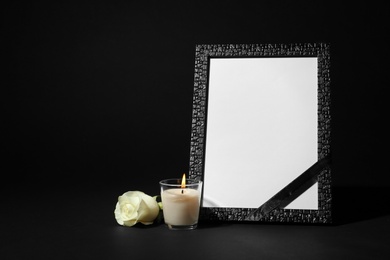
[114,191,160,227]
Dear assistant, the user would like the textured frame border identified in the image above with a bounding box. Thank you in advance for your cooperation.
[188,43,332,224]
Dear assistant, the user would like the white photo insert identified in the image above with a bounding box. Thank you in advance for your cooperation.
[203,57,318,209]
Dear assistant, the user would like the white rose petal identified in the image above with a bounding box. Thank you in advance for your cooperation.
[114,190,160,227]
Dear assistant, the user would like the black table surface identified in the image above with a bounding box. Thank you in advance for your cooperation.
[2,186,389,260]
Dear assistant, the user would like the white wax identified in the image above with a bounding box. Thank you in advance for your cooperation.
[161,188,200,226]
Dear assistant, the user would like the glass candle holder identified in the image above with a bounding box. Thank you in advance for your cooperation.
[159,178,202,230]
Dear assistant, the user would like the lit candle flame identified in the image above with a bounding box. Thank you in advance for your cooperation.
[181,173,186,189]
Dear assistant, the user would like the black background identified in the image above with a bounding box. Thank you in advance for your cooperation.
[2,1,389,259]
[3,0,389,190]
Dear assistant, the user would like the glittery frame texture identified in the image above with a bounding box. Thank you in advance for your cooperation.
[189,43,332,224]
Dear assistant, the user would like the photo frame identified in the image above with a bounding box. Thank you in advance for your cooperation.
[188,43,332,224]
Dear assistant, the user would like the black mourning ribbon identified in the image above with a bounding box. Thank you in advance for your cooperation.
[245,155,331,220]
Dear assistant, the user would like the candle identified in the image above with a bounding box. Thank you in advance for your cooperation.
[162,188,200,225]
[160,174,202,230]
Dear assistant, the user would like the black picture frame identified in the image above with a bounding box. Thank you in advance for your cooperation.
[188,43,332,224]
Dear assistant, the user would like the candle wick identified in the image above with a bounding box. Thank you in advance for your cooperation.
[181,189,184,194]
